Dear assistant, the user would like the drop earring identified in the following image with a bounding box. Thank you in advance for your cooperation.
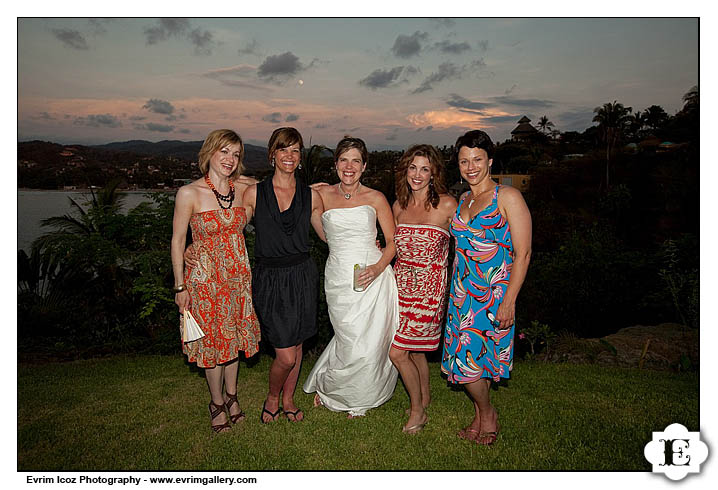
[271,158,275,167]
[298,163,303,169]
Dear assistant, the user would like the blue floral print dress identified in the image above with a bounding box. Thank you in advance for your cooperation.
[441,185,515,383]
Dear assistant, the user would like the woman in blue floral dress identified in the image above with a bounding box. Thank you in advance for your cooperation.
[441,130,532,446]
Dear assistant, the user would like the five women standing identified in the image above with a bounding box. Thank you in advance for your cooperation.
[172,127,531,444]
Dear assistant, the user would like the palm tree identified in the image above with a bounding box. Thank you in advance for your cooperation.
[537,115,555,134]
[593,100,632,189]
[682,85,699,111]
[301,141,330,184]
[628,110,646,140]
[31,178,134,336]
[644,105,668,131]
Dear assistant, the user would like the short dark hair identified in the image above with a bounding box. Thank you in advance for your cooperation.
[267,127,304,164]
[453,130,495,160]
[334,136,368,164]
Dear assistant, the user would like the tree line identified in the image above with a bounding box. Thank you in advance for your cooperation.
[18,87,699,360]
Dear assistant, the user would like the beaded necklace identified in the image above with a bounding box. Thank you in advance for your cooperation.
[204,174,235,209]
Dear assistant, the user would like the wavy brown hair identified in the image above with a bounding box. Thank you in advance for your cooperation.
[394,144,447,210]
[198,129,244,177]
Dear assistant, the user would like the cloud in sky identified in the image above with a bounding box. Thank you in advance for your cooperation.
[446,93,494,112]
[145,123,175,132]
[144,19,214,55]
[74,114,122,128]
[492,95,555,108]
[142,99,175,115]
[484,115,521,123]
[52,29,89,50]
[257,52,306,81]
[88,19,113,36]
[433,40,471,55]
[18,19,698,147]
[144,18,190,45]
[189,28,215,56]
[262,112,282,123]
[412,62,464,94]
[238,39,259,56]
[359,66,417,90]
[391,31,428,58]
[201,65,276,92]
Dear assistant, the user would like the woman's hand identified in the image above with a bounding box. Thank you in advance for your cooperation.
[357,263,383,288]
[495,299,516,330]
[184,244,199,269]
[175,290,190,313]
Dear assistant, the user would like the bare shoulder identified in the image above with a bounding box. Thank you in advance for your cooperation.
[392,199,403,215]
[439,193,458,209]
[176,180,202,200]
[235,174,259,186]
[315,183,333,198]
[497,185,526,205]
[364,186,389,205]
[311,187,323,204]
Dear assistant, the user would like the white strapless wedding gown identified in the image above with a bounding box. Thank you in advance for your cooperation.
[303,205,399,416]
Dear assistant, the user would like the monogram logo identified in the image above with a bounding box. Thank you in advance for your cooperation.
[644,423,708,481]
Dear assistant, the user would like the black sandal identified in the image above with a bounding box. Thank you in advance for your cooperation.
[283,408,304,422]
[260,400,282,424]
[224,392,246,423]
[209,401,231,433]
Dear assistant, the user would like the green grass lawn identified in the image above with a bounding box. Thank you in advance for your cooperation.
[17,354,698,471]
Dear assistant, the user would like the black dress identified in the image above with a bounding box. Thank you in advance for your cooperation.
[252,177,319,348]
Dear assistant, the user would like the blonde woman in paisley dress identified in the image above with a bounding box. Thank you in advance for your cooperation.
[171,129,261,433]
[390,144,457,434]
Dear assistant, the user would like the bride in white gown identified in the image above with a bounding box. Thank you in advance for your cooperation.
[303,137,399,417]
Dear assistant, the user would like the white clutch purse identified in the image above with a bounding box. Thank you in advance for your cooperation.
[182,310,205,343]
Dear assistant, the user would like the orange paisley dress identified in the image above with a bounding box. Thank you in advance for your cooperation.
[182,207,260,367]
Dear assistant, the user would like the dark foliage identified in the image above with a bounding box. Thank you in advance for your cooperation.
[18,90,700,357]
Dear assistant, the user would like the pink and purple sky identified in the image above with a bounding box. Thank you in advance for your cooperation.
[18,17,698,150]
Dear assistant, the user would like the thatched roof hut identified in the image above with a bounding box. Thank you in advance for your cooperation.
[510,116,539,141]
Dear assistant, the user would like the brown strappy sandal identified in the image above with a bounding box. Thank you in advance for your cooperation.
[208,401,231,433]
[224,392,246,423]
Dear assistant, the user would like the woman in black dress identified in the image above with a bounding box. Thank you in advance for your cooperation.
[243,127,325,423]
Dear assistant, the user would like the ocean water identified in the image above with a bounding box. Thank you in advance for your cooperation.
[17,190,168,253]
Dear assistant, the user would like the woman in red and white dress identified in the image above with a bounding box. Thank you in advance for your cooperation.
[389,144,457,434]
